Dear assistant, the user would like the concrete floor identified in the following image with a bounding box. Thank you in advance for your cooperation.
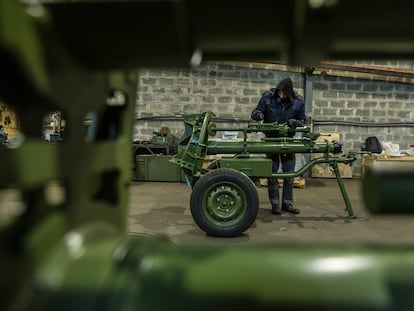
[128,178,414,246]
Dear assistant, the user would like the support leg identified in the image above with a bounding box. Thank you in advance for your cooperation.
[331,162,356,218]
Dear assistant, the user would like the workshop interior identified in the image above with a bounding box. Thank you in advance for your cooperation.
[1,0,414,310]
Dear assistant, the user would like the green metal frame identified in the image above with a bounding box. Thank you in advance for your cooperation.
[171,111,357,217]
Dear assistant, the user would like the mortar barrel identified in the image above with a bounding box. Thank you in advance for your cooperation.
[206,140,340,155]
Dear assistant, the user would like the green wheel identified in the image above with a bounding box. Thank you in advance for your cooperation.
[190,168,259,237]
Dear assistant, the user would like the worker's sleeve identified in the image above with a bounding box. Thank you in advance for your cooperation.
[251,96,265,121]
[294,99,306,127]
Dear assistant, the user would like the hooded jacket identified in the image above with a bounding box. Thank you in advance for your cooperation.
[251,78,306,136]
[276,77,294,99]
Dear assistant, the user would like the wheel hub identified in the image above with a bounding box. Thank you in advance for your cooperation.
[206,184,244,221]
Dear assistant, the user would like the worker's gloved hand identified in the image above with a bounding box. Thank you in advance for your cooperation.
[251,111,264,121]
[288,119,297,128]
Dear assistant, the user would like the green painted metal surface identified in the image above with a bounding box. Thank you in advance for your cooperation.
[171,111,352,181]
[363,168,414,214]
[202,180,248,227]
[136,155,182,182]
[171,111,357,219]
[220,157,272,177]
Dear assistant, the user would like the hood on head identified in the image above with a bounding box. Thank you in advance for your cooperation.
[276,78,293,99]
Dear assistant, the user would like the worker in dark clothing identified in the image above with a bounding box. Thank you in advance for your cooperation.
[251,77,306,215]
[0,125,7,144]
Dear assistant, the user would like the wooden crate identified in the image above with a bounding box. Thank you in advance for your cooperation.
[259,177,306,189]
[310,159,353,178]
[202,155,221,169]
[362,155,414,177]
[310,133,353,179]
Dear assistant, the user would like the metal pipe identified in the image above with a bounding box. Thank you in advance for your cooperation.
[363,168,414,214]
[268,155,355,180]
[332,161,356,217]
[212,126,311,133]
[206,140,338,155]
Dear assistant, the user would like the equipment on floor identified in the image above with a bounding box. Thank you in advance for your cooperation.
[132,127,179,180]
[43,111,65,142]
[170,111,357,236]
[150,126,176,147]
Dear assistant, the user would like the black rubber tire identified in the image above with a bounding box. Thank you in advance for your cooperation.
[190,168,259,237]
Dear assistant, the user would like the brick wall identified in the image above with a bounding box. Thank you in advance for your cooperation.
[312,75,414,150]
[135,61,414,176]
[311,73,414,175]
[135,62,303,139]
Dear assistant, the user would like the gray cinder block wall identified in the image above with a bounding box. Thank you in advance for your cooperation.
[135,62,303,139]
[135,61,414,177]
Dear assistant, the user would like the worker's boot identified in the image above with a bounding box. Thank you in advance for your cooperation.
[271,204,282,215]
[282,204,300,214]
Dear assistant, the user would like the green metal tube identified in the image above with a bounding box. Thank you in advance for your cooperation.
[212,126,311,134]
[331,162,356,217]
[106,236,414,311]
[363,167,414,214]
[269,156,355,179]
[206,140,337,155]
[21,234,414,311]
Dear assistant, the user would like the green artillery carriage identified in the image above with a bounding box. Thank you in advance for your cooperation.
[171,111,357,237]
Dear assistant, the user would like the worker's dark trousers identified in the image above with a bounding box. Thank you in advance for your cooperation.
[267,153,295,208]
